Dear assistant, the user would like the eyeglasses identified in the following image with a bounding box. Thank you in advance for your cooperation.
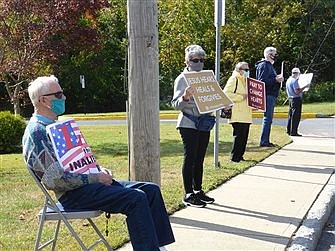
[242,69,250,72]
[190,58,204,63]
[42,91,64,99]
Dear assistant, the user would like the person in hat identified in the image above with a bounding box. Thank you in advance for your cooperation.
[285,67,309,136]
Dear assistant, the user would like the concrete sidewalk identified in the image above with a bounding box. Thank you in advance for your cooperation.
[117,119,335,250]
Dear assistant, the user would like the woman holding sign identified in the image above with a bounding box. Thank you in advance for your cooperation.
[223,62,252,163]
[171,45,215,208]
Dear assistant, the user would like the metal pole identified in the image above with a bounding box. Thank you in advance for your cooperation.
[214,0,222,168]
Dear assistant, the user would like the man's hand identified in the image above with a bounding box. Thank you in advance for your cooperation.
[276,74,284,83]
[97,172,113,185]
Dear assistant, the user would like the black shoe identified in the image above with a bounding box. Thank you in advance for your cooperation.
[196,190,215,204]
[290,133,302,136]
[260,143,276,147]
[183,193,206,208]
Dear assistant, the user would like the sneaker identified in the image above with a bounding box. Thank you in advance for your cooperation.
[183,193,206,208]
[196,190,215,204]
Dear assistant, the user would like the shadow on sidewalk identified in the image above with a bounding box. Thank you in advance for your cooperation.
[170,215,289,245]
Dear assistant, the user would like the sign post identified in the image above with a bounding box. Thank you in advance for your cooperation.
[80,75,85,89]
[213,0,225,168]
[80,75,86,114]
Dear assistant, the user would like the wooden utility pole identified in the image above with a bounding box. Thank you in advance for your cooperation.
[127,0,160,185]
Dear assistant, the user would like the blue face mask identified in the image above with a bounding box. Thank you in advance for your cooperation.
[243,70,250,78]
[51,99,65,115]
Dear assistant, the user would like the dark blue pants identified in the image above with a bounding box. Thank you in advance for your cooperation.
[179,128,210,194]
[59,181,175,251]
[260,95,277,145]
[287,97,302,135]
[231,122,250,162]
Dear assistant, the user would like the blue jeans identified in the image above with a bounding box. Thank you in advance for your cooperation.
[59,181,175,251]
[260,95,277,145]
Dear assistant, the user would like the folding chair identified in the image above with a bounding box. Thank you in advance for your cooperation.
[27,167,113,251]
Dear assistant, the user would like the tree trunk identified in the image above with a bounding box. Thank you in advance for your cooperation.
[127,0,160,185]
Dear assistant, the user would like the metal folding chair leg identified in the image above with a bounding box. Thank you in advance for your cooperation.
[27,167,113,250]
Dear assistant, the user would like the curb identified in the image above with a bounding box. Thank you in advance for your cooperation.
[60,112,322,121]
[286,172,335,251]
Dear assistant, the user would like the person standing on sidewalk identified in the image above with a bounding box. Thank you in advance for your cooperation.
[255,46,284,147]
[223,62,253,163]
[171,45,215,208]
[286,67,309,136]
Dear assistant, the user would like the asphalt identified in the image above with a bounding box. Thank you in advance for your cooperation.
[114,115,335,251]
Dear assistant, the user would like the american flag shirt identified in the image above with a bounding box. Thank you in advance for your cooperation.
[22,115,99,199]
[46,119,101,174]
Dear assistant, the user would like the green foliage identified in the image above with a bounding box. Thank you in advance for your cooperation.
[3,0,333,113]
[303,82,335,103]
[55,1,128,113]
[277,81,335,105]
[0,111,26,154]
[157,0,334,100]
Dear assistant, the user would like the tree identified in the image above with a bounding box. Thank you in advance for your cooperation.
[55,1,128,114]
[0,0,109,115]
[158,0,334,98]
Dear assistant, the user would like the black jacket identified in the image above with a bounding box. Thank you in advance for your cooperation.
[255,60,280,97]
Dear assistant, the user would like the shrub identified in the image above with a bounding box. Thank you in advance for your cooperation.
[0,111,26,154]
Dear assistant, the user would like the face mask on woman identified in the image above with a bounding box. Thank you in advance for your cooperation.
[188,60,204,72]
[243,70,250,78]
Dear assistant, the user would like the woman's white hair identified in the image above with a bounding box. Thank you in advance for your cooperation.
[28,75,59,106]
[185,44,206,61]
[235,62,249,71]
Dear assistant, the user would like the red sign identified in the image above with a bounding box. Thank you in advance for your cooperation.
[246,77,266,112]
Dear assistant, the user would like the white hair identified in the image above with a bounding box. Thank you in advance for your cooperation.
[185,44,206,61]
[263,46,277,58]
[235,62,249,71]
[28,75,59,106]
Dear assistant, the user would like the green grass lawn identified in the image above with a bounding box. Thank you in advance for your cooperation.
[0,122,291,250]
[275,101,335,115]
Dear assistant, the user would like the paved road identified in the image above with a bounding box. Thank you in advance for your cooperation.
[75,117,288,126]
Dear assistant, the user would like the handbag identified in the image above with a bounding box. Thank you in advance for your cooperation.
[220,77,238,119]
[183,112,216,132]
[220,108,232,119]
